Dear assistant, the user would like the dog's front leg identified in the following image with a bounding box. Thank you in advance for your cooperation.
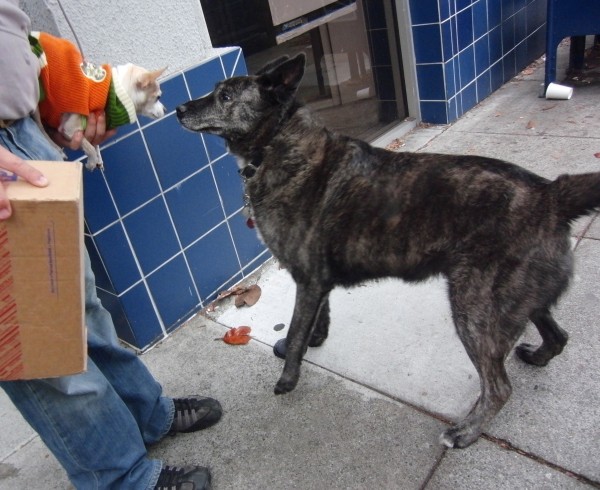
[80,139,103,171]
[275,283,330,395]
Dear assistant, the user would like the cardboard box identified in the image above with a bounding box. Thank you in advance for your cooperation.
[0,161,85,380]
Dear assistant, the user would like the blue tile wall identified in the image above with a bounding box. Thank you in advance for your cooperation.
[82,48,270,351]
[410,0,547,124]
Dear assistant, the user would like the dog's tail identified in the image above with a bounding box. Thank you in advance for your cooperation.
[549,172,600,223]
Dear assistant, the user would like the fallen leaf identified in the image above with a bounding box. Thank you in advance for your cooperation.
[205,284,261,313]
[234,284,262,307]
[594,152,600,159]
[526,120,536,129]
[221,326,252,345]
[385,138,405,151]
[216,285,246,301]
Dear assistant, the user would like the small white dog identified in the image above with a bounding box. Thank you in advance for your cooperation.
[30,31,166,170]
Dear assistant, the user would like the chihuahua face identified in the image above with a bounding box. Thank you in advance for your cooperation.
[116,64,166,120]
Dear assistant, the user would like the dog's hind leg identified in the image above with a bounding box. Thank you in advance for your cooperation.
[441,281,519,448]
[275,283,331,394]
[440,324,513,448]
[515,308,568,366]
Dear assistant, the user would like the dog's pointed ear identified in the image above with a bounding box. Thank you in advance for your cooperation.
[151,67,167,80]
[258,53,306,98]
[255,56,290,75]
[137,67,167,88]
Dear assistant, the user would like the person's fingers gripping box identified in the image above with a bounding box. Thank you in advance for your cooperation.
[0,161,85,380]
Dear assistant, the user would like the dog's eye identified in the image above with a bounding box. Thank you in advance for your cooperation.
[219,91,231,102]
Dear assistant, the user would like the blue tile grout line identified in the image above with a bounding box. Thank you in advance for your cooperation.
[228,48,242,78]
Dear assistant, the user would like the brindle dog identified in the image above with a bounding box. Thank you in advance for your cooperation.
[177,54,600,448]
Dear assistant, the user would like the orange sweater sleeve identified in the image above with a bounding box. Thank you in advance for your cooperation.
[37,32,112,129]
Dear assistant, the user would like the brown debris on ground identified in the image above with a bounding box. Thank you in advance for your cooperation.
[205,284,262,313]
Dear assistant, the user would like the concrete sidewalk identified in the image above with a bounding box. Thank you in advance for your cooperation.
[2,45,599,489]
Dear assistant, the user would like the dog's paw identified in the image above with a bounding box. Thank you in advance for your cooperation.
[439,425,481,449]
[515,343,551,366]
[85,160,104,171]
[81,139,103,171]
[274,377,298,395]
[84,153,104,171]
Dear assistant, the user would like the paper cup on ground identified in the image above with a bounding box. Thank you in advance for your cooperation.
[545,82,573,100]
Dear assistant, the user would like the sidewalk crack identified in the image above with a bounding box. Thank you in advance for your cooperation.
[482,433,600,488]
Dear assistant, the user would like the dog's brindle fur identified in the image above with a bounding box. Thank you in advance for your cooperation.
[177,54,600,448]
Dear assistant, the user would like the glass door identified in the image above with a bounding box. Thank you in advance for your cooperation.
[201,0,407,141]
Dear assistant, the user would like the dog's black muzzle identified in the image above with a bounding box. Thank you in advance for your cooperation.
[176,101,202,131]
[176,97,213,132]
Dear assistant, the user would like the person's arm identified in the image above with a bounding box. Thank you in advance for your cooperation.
[0,146,49,220]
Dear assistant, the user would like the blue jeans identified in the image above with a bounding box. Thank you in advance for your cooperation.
[0,117,172,489]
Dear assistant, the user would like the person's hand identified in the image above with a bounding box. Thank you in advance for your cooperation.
[0,146,49,220]
[49,111,117,150]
